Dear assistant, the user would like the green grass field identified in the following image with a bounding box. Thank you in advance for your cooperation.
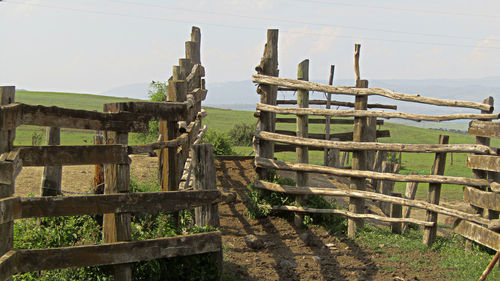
[13,90,499,201]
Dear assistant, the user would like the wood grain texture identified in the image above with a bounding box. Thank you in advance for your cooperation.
[276,99,397,110]
[463,186,500,211]
[253,74,493,111]
[275,117,384,125]
[258,131,494,154]
[253,180,490,225]
[466,155,500,172]
[453,220,500,251]
[257,103,499,122]
[18,145,129,166]
[255,157,491,188]
[13,232,221,274]
[469,120,500,138]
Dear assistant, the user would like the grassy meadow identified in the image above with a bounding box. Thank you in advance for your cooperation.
[13,91,499,202]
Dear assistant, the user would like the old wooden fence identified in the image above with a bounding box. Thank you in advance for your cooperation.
[0,27,222,281]
[252,29,500,250]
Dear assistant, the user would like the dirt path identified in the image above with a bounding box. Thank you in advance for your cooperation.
[14,155,455,280]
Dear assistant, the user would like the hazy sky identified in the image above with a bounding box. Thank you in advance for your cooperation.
[1,0,499,94]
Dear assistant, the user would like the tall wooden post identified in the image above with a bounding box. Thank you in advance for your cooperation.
[0,86,15,281]
[40,127,62,196]
[255,29,278,180]
[103,104,132,281]
[93,133,105,194]
[423,135,449,246]
[294,59,309,227]
[324,65,339,167]
[193,143,222,280]
[348,44,368,238]
[466,97,495,250]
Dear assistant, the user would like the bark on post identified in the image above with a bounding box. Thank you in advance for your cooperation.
[324,65,339,167]
[255,29,278,180]
[295,59,309,227]
[40,127,62,196]
[192,143,222,280]
[423,135,449,247]
[348,44,368,238]
[103,104,132,281]
[0,86,15,281]
[391,192,403,234]
[93,133,105,194]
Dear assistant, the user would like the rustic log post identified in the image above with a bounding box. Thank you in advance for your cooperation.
[255,29,278,180]
[324,65,339,167]
[377,161,396,216]
[423,135,449,246]
[391,192,403,234]
[186,26,201,65]
[294,59,310,228]
[402,177,419,233]
[466,97,495,250]
[40,127,62,196]
[0,86,15,281]
[348,44,368,238]
[93,133,105,194]
[103,104,132,281]
[192,143,222,280]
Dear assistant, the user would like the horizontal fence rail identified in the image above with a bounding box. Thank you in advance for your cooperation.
[255,157,496,189]
[0,232,221,280]
[256,131,497,154]
[257,103,500,122]
[276,99,397,110]
[253,74,493,111]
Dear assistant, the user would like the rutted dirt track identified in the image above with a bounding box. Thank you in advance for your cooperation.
[15,155,451,280]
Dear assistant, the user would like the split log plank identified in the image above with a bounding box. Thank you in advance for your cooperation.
[9,190,221,222]
[103,101,188,122]
[453,220,500,251]
[274,130,391,141]
[467,155,500,172]
[253,74,492,111]
[255,157,492,188]
[463,186,500,211]
[276,117,384,125]
[18,145,129,166]
[260,204,433,226]
[0,250,16,281]
[276,99,397,110]
[469,121,500,138]
[13,232,221,274]
[257,103,499,122]
[258,131,495,154]
[253,180,491,225]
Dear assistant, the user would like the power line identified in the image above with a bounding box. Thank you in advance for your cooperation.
[2,0,500,50]
[103,0,500,42]
[293,0,500,19]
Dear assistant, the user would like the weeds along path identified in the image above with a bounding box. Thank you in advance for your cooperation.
[14,155,459,280]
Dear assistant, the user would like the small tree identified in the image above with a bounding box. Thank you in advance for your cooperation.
[134,81,167,144]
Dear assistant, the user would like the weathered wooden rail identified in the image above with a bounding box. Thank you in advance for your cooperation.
[0,27,222,281]
[253,29,500,251]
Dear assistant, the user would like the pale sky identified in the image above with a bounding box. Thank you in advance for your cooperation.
[1,0,499,94]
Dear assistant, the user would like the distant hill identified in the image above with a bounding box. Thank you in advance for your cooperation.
[99,76,499,130]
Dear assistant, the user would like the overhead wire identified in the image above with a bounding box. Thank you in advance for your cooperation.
[2,0,499,49]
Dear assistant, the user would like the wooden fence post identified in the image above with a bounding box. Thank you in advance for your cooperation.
[324,65,339,167]
[466,97,495,250]
[391,192,403,234]
[348,44,368,238]
[0,86,15,281]
[423,135,449,246]
[255,29,278,180]
[93,133,105,194]
[192,143,222,280]
[295,59,309,227]
[402,177,419,233]
[103,104,132,281]
[40,127,62,196]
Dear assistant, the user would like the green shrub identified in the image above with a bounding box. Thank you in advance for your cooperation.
[133,81,167,144]
[202,130,235,155]
[228,122,256,146]
[13,177,220,280]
